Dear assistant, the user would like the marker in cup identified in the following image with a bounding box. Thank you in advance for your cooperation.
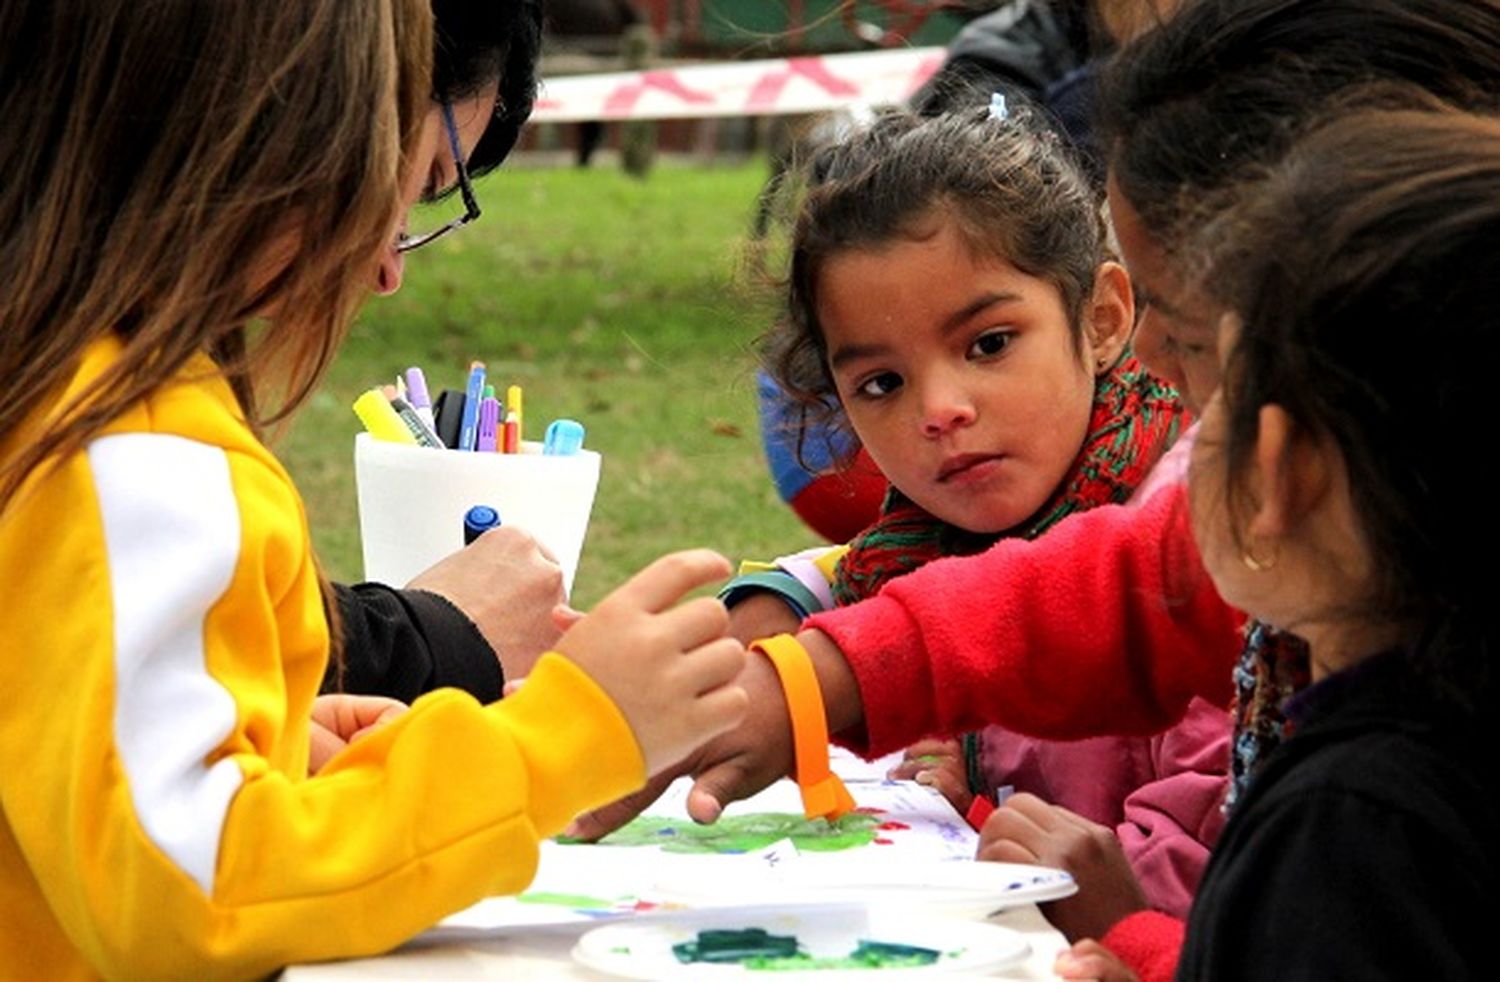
[463,505,502,545]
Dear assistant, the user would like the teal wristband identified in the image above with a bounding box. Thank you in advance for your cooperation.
[717,571,823,620]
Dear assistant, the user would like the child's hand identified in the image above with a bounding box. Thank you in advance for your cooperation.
[887,738,972,814]
[309,694,408,775]
[550,602,584,633]
[1054,940,1140,981]
[564,626,857,839]
[977,792,1148,942]
[552,549,748,775]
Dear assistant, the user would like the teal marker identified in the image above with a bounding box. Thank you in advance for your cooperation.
[542,418,585,455]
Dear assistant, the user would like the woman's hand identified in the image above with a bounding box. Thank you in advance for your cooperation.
[408,525,567,680]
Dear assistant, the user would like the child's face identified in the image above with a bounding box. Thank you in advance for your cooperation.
[817,220,1100,534]
[1107,177,1220,415]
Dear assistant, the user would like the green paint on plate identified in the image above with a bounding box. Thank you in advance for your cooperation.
[516,891,616,910]
[671,929,943,971]
[580,812,881,854]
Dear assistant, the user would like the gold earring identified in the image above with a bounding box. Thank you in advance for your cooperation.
[1241,538,1279,572]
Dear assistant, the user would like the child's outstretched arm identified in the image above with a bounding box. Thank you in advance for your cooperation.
[570,483,1241,837]
[804,483,1241,755]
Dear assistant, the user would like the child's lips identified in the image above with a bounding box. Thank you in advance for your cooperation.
[937,452,1005,483]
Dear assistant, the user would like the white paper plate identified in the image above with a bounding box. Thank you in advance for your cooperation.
[652,859,1075,920]
[572,905,1031,979]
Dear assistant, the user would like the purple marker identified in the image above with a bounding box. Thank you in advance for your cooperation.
[476,396,501,452]
[403,366,434,430]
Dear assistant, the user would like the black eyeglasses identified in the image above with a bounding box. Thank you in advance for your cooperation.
[396,101,482,253]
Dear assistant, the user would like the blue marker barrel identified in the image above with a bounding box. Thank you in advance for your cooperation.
[463,505,502,545]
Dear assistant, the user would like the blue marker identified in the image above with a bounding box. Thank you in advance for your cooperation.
[463,505,502,545]
[458,360,486,451]
[542,418,586,456]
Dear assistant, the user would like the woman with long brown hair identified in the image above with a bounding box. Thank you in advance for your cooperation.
[0,1,745,975]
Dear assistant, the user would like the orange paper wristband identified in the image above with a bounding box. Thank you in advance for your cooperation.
[751,634,855,821]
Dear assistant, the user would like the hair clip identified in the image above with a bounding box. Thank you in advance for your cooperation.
[988,91,1009,122]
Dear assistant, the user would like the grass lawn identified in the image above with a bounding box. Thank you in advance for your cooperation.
[278,158,813,608]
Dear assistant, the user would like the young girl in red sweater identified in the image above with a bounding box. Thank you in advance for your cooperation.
[720,101,1227,937]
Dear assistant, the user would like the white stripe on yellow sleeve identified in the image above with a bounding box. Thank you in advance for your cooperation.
[89,433,244,896]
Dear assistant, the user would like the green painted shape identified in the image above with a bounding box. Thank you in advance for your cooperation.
[671,929,943,971]
[515,891,617,910]
[674,927,802,964]
[849,940,942,966]
[583,811,881,854]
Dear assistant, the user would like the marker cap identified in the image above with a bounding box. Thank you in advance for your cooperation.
[463,504,502,545]
[542,418,586,456]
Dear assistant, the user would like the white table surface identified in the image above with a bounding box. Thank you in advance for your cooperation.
[282,902,1066,979]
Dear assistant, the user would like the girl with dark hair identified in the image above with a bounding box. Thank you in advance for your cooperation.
[1170,105,1498,981]
[0,1,745,974]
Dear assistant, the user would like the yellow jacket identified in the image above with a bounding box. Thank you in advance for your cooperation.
[0,338,644,979]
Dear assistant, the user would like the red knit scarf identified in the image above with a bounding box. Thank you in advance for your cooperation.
[832,354,1187,605]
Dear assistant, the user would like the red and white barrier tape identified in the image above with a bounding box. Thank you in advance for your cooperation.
[532,46,945,122]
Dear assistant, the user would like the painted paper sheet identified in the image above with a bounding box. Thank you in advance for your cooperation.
[422,773,979,940]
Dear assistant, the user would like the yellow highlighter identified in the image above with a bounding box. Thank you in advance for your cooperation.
[352,389,419,445]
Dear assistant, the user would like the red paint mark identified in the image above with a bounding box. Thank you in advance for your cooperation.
[876,821,910,831]
[874,837,894,845]
[602,71,715,117]
[902,54,945,98]
[745,57,860,112]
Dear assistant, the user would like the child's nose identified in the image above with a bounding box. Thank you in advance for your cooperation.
[920,386,977,438]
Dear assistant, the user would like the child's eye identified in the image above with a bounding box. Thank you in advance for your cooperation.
[968,330,1013,359]
[1163,334,1210,358]
[856,371,902,398]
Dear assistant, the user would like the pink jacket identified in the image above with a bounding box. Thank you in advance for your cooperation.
[975,696,1229,918]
